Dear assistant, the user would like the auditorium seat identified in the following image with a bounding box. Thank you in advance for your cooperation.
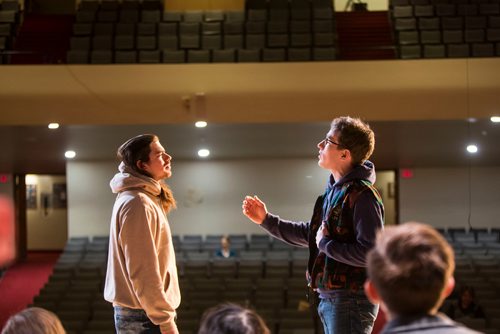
[119,9,139,23]
[202,35,221,49]
[162,49,185,63]
[141,9,161,23]
[238,36,264,51]
[187,49,211,63]
[210,257,237,278]
[158,35,177,50]
[421,30,441,44]
[419,17,440,30]
[158,22,177,35]
[423,44,445,57]
[393,5,414,18]
[443,30,463,44]
[114,34,134,50]
[73,23,93,36]
[224,34,244,49]
[312,47,336,60]
[399,30,420,45]
[137,35,156,49]
[290,0,312,21]
[66,50,89,63]
[400,44,422,58]
[163,11,182,23]
[414,4,434,17]
[267,34,289,47]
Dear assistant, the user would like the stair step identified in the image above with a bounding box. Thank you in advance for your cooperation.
[10,14,73,64]
[335,10,396,60]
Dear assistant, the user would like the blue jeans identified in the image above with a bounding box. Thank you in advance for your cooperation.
[317,290,379,334]
[114,306,161,334]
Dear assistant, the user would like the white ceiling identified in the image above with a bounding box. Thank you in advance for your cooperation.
[1,119,499,174]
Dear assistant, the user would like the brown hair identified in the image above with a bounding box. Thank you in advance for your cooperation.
[198,303,270,334]
[117,134,176,213]
[1,307,66,334]
[118,134,158,177]
[331,116,375,165]
[366,222,455,316]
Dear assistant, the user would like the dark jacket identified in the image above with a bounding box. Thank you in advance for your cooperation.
[260,161,384,295]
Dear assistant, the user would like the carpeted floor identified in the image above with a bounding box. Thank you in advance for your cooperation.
[0,251,60,329]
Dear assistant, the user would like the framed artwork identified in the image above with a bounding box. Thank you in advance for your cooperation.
[388,182,396,199]
[26,184,37,209]
[52,183,67,209]
[41,192,51,216]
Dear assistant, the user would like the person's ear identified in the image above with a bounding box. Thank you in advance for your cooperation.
[364,280,381,305]
[136,160,145,171]
[442,276,455,299]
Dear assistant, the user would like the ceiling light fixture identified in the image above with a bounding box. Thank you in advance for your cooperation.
[195,121,207,128]
[197,148,210,158]
[48,123,59,129]
[490,116,500,123]
[466,144,478,154]
[65,150,76,159]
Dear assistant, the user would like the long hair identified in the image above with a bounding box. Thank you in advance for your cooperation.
[118,134,158,177]
[117,134,176,213]
[1,307,66,334]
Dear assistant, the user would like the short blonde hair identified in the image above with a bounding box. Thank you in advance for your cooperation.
[1,307,66,334]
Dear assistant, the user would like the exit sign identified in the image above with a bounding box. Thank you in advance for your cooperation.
[400,169,414,179]
[0,174,9,184]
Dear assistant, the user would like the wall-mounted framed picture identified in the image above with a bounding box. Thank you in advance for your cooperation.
[388,182,396,199]
[52,183,67,209]
[26,184,37,209]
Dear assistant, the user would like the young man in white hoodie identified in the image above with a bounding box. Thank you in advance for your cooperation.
[104,134,180,334]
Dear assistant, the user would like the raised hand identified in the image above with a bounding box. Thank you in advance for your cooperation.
[242,195,267,225]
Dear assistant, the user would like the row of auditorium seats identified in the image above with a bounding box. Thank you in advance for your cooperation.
[390,0,500,58]
[69,22,337,47]
[438,227,500,332]
[32,235,315,333]
[66,0,337,63]
[67,46,337,63]
[0,0,21,63]
[436,227,500,242]
[177,275,318,334]
[31,229,500,333]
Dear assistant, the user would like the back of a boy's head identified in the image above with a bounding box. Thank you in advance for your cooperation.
[366,222,455,316]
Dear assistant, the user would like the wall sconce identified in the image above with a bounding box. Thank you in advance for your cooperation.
[182,93,208,127]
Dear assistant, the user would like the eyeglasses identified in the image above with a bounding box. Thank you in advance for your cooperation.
[324,137,340,146]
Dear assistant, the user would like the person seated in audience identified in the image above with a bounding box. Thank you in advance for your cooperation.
[1,307,66,334]
[214,235,236,259]
[364,222,483,334]
[198,303,270,334]
[444,285,486,320]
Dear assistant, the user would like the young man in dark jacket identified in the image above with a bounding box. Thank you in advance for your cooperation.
[242,116,384,334]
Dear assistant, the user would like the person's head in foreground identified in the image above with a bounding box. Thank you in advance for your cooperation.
[1,307,66,334]
[364,222,456,319]
[198,303,270,334]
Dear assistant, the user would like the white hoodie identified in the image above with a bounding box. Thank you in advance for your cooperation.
[104,163,180,334]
